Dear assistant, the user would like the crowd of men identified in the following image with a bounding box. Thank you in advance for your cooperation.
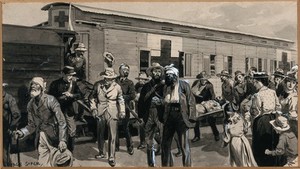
[3,42,298,167]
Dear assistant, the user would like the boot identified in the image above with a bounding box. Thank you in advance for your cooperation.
[147,145,156,167]
[67,136,75,153]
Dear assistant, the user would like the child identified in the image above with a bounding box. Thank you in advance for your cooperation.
[223,103,257,167]
[265,115,298,167]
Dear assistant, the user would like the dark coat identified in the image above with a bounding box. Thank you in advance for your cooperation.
[191,80,215,104]
[163,80,196,128]
[138,79,165,123]
[21,94,67,147]
[48,78,82,116]
[3,92,21,137]
[116,77,136,114]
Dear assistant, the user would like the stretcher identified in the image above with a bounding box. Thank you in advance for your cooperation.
[195,100,224,120]
[196,108,224,121]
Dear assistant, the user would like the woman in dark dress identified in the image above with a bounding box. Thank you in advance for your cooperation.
[250,72,286,166]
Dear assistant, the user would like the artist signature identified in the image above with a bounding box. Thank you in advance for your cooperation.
[12,161,40,166]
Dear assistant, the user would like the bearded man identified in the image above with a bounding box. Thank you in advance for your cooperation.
[161,64,196,167]
[14,77,67,166]
[138,63,165,167]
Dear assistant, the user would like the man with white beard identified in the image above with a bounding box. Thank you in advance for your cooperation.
[14,77,68,166]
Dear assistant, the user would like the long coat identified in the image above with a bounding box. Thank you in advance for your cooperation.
[48,78,82,116]
[138,79,165,123]
[20,94,67,147]
[3,92,21,136]
[89,80,125,120]
[163,80,196,128]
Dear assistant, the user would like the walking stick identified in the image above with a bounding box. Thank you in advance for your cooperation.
[16,137,21,167]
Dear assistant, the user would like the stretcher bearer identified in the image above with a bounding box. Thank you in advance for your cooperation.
[191,71,220,142]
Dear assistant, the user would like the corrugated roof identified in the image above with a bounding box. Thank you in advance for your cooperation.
[42,2,294,43]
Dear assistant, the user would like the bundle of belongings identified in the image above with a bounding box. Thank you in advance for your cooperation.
[195,100,223,120]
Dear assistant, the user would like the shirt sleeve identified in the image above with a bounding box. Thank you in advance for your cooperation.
[49,97,67,142]
[270,135,286,156]
[250,93,262,118]
[21,103,36,137]
[117,85,126,113]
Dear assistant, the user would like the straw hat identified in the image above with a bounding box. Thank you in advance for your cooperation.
[100,68,118,79]
[270,116,290,132]
[50,149,73,167]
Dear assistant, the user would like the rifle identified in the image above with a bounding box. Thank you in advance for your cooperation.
[125,101,143,124]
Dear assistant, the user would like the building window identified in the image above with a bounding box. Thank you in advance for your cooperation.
[258,58,262,71]
[264,59,268,72]
[291,61,296,68]
[140,50,150,72]
[245,57,249,73]
[184,53,192,76]
[228,56,233,75]
[282,52,288,62]
[206,32,214,36]
[282,43,288,47]
[261,40,267,44]
[210,55,216,76]
[250,58,254,67]
[224,35,233,39]
[162,27,173,31]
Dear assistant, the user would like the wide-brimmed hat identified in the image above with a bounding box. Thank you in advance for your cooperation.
[63,66,76,75]
[103,52,115,66]
[51,149,73,167]
[273,68,285,78]
[270,116,290,132]
[196,71,210,79]
[135,72,150,80]
[252,72,269,79]
[216,70,231,77]
[146,62,164,77]
[100,68,118,79]
[75,43,87,51]
[284,72,297,83]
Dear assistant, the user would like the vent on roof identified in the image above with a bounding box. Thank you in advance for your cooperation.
[90,17,107,23]
[235,36,242,40]
[205,32,214,36]
[162,27,173,31]
[224,35,233,39]
[114,20,132,26]
[180,29,190,33]
[282,43,288,47]
[261,40,267,44]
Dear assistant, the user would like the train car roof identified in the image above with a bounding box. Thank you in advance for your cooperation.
[41,2,294,43]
